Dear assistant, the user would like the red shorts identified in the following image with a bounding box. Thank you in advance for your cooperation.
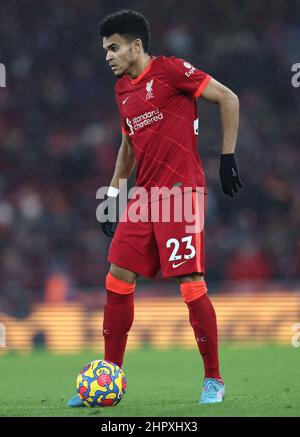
[108,191,206,278]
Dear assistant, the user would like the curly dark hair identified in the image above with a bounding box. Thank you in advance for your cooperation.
[99,10,150,53]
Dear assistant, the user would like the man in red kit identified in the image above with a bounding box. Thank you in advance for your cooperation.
[68,9,242,406]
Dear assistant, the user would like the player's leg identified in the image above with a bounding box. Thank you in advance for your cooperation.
[103,264,138,368]
[68,200,160,407]
[68,267,139,408]
[110,263,138,283]
[105,198,160,365]
[176,272,225,404]
[154,191,224,403]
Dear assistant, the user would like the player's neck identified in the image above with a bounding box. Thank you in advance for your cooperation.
[129,54,151,80]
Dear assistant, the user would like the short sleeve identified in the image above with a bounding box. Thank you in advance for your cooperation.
[118,112,130,136]
[121,125,130,135]
[164,56,211,98]
[121,118,130,136]
[114,88,131,135]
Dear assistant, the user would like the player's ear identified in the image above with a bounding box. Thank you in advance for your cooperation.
[132,38,143,55]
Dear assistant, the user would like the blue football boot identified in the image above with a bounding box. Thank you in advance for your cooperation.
[67,394,85,407]
[199,378,225,404]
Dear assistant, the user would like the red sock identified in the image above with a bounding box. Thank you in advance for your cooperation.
[180,281,222,380]
[103,273,135,368]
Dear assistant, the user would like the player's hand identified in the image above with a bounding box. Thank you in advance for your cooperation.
[99,195,118,238]
[219,153,243,197]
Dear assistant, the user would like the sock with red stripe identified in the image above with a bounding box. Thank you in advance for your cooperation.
[180,281,222,381]
[103,272,135,368]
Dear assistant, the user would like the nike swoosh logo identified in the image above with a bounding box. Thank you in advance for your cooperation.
[122,96,129,105]
[232,168,237,177]
[172,260,187,268]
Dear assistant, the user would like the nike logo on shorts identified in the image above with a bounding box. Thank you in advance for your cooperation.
[123,96,129,105]
[172,260,187,268]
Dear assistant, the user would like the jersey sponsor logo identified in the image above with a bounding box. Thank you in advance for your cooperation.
[122,96,129,105]
[183,60,196,78]
[172,260,188,269]
[127,108,164,134]
[146,79,154,100]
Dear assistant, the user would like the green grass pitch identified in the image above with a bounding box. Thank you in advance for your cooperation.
[0,345,299,417]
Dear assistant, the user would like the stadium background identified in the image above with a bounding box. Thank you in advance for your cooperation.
[0,0,300,355]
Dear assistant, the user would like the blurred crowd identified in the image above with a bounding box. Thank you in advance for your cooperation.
[0,0,299,312]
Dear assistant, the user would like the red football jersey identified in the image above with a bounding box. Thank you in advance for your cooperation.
[114,56,211,195]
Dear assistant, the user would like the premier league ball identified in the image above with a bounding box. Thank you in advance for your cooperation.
[76,359,126,407]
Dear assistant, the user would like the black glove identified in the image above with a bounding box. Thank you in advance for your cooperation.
[99,194,118,238]
[219,153,243,197]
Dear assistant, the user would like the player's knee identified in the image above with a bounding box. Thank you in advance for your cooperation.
[106,271,135,295]
[179,280,207,303]
[176,272,205,284]
[110,263,138,284]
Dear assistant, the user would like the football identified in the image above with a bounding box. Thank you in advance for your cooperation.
[76,359,126,407]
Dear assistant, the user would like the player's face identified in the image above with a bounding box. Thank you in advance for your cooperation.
[103,34,138,77]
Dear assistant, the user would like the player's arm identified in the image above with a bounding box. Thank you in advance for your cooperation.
[200,78,243,197]
[200,78,239,155]
[109,132,136,190]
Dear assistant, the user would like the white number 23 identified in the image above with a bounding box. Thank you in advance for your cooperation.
[166,236,196,261]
